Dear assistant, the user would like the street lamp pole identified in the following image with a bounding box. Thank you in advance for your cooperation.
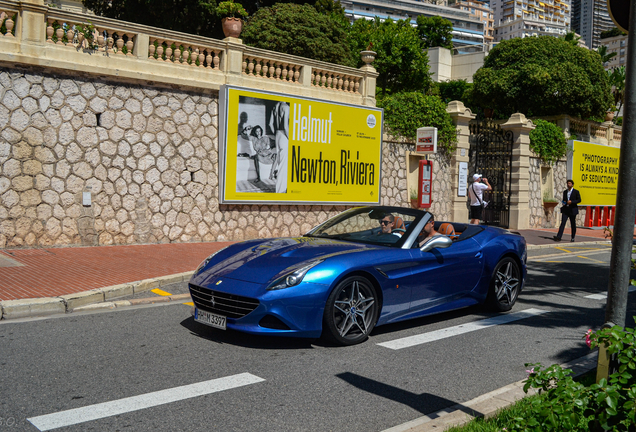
[605,1,636,330]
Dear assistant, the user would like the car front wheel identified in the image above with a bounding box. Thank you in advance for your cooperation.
[323,276,379,346]
[487,257,520,312]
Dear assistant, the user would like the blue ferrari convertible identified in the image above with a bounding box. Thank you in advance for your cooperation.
[189,206,527,345]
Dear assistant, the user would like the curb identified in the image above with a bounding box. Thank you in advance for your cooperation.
[526,240,611,250]
[0,271,194,320]
[383,352,598,432]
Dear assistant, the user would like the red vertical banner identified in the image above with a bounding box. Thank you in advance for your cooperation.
[418,160,433,208]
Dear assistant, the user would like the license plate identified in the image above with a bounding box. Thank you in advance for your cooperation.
[194,308,227,330]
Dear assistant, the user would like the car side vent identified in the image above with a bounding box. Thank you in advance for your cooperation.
[189,284,259,319]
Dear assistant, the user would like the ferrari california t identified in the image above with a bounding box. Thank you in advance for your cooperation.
[189,206,527,345]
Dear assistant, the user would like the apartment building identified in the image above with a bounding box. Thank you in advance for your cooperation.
[571,0,614,49]
[490,0,570,42]
[341,0,487,52]
[601,33,627,69]
[448,0,494,42]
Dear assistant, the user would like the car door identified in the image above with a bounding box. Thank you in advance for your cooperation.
[406,237,484,314]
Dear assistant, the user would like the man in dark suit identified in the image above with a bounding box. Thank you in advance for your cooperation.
[553,179,582,242]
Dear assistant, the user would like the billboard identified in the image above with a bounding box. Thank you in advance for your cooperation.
[567,140,620,206]
[219,86,384,205]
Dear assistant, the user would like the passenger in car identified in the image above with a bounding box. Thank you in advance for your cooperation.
[418,215,441,247]
[378,214,403,237]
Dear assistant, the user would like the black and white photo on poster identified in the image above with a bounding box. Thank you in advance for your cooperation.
[235,96,290,194]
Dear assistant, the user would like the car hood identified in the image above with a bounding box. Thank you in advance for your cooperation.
[193,237,379,285]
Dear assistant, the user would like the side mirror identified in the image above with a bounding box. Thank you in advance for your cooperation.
[420,235,453,252]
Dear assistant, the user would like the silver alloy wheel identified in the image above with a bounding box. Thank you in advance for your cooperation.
[324,276,378,345]
[494,260,519,306]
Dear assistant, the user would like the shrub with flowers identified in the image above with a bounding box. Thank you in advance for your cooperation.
[506,317,636,431]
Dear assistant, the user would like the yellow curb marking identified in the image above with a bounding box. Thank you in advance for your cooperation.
[151,288,172,296]
[555,247,572,253]
[576,255,607,263]
[183,302,194,306]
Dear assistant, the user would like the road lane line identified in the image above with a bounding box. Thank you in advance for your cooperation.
[377,308,549,350]
[575,255,607,263]
[27,373,265,431]
[585,286,636,300]
[151,288,172,296]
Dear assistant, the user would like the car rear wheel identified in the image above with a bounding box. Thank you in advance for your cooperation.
[323,276,379,346]
[487,257,520,312]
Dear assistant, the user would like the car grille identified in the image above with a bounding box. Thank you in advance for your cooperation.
[189,283,260,319]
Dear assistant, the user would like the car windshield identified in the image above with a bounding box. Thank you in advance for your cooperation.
[305,206,425,247]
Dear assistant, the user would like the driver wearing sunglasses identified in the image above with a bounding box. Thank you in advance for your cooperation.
[378,214,402,237]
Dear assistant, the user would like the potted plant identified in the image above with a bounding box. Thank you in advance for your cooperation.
[605,105,617,122]
[410,188,419,208]
[217,0,248,38]
[542,191,559,210]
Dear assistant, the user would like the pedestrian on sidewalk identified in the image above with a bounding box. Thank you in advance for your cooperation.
[553,179,581,242]
[468,174,491,225]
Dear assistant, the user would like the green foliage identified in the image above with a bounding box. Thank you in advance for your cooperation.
[601,28,627,39]
[608,66,626,119]
[82,0,229,39]
[472,36,613,120]
[416,15,453,50]
[436,79,472,104]
[348,18,431,96]
[615,116,623,126]
[514,320,636,432]
[242,3,354,67]
[379,92,457,154]
[529,119,567,164]
[597,45,617,64]
[563,31,582,46]
[75,21,98,49]
[216,0,247,18]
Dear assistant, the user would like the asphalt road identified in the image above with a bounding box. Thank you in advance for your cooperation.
[1,248,635,432]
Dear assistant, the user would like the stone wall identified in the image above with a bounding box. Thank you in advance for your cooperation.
[0,67,420,249]
[528,157,586,229]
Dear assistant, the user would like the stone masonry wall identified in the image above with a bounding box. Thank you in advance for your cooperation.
[0,67,422,249]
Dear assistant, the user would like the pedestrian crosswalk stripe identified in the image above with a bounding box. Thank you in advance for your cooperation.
[585,286,636,300]
[27,373,265,431]
[377,308,549,350]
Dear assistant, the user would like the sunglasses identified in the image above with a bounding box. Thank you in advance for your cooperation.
[380,220,392,225]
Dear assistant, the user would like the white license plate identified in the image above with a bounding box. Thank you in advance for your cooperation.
[194,308,227,330]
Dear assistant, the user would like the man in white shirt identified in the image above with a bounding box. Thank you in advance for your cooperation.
[468,174,491,225]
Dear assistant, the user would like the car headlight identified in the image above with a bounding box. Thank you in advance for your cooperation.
[195,246,230,275]
[267,260,323,290]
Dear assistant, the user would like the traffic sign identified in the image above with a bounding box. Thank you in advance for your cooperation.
[608,0,630,33]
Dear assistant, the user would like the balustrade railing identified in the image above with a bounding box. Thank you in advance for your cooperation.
[0,8,16,37]
[0,0,376,103]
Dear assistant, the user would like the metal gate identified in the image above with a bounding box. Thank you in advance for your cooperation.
[469,120,514,228]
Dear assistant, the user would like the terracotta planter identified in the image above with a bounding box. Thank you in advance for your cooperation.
[543,201,558,210]
[222,17,243,38]
[411,199,420,209]
[605,111,615,122]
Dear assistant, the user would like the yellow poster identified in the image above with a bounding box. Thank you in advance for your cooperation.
[568,140,620,206]
[219,86,383,204]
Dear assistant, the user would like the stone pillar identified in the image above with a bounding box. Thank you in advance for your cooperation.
[359,51,378,106]
[134,33,150,60]
[447,101,475,224]
[501,113,534,230]
[223,37,245,86]
[18,0,46,43]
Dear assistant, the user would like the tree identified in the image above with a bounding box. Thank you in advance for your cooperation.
[472,36,613,120]
[608,66,626,118]
[81,0,225,38]
[596,45,617,65]
[242,3,354,67]
[379,92,457,154]
[436,79,472,104]
[563,31,581,46]
[416,15,453,50]
[348,17,431,96]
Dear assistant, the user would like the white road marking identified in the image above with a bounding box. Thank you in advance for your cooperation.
[585,286,636,300]
[377,308,549,350]
[28,373,265,431]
